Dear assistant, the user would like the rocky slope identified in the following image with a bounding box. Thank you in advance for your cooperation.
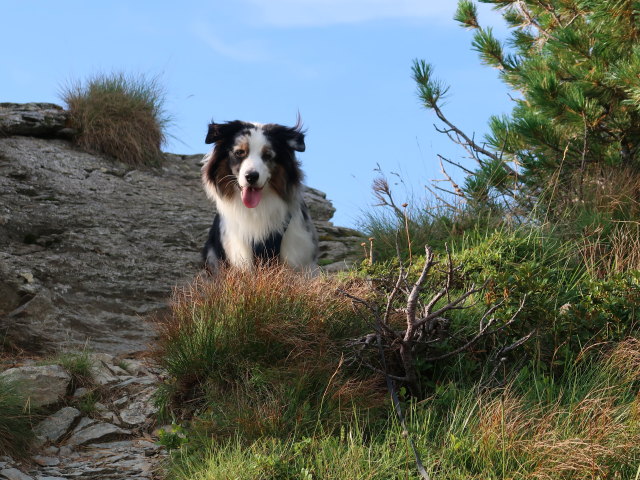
[0,355,166,480]
[0,103,364,355]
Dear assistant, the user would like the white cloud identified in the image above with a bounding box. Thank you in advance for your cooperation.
[242,0,453,27]
[192,21,271,62]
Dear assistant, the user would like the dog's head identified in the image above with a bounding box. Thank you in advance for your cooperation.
[202,119,306,208]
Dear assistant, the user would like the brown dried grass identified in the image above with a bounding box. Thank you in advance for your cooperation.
[580,222,640,276]
[568,165,640,275]
[153,265,385,432]
[156,264,371,367]
[61,72,169,166]
[468,339,640,479]
[605,337,640,383]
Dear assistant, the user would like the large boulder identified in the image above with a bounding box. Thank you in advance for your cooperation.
[65,421,131,447]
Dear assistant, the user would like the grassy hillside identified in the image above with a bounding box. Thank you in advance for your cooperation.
[31,61,636,478]
[154,215,640,479]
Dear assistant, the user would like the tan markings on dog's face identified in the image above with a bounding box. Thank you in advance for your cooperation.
[268,163,289,199]
[232,139,250,160]
[262,146,275,162]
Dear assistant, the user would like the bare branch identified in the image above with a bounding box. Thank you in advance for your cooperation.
[339,288,401,341]
[415,282,487,328]
[431,183,465,199]
[405,246,436,328]
[346,244,529,429]
[496,330,535,356]
[431,105,517,177]
[372,177,405,219]
[423,296,526,362]
[383,236,407,326]
[425,185,461,211]
[438,153,474,175]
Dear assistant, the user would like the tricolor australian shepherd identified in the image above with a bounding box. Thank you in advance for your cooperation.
[201,119,318,272]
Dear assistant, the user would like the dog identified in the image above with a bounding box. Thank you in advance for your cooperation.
[201,118,318,273]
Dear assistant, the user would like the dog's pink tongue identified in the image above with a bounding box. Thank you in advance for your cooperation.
[241,187,262,208]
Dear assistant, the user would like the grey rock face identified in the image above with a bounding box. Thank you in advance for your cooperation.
[119,387,157,427]
[302,185,336,221]
[31,457,59,468]
[0,103,363,354]
[14,355,167,480]
[0,365,70,407]
[34,407,82,443]
[0,136,212,353]
[0,103,68,138]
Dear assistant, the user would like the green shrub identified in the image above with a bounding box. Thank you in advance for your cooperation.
[449,229,640,371]
[61,72,169,166]
[0,376,34,457]
[357,224,639,386]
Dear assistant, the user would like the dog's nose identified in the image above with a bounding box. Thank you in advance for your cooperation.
[245,171,259,185]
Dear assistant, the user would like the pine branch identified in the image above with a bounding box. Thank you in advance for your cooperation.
[438,154,475,175]
[473,28,510,70]
[412,60,450,109]
[455,0,480,29]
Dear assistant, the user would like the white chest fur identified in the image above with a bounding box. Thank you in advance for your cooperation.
[214,187,317,270]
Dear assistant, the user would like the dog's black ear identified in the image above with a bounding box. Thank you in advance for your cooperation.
[289,114,306,152]
[264,117,306,152]
[205,120,248,144]
[205,123,223,144]
[287,130,306,152]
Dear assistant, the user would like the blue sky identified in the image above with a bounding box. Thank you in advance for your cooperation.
[2,1,513,228]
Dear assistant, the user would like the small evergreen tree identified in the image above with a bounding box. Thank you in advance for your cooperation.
[415,0,640,215]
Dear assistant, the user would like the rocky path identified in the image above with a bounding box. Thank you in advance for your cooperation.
[0,355,167,480]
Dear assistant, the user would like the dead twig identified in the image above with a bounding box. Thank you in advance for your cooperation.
[345,246,530,395]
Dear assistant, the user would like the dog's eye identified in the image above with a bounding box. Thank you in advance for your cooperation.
[263,151,274,161]
[234,149,247,158]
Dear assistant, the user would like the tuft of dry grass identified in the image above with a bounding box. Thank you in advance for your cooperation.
[580,222,640,276]
[556,165,640,275]
[461,338,640,479]
[153,265,384,437]
[155,265,371,376]
[605,337,640,383]
[61,72,169,166]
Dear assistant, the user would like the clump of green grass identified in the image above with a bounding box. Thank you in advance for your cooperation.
[153,265,384,439]
[0,376,34,457]
[74,389,99,416]
[61,72,170,166]
[166,338,640,480]
[45,348,94,390]
[170,426,413,480]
